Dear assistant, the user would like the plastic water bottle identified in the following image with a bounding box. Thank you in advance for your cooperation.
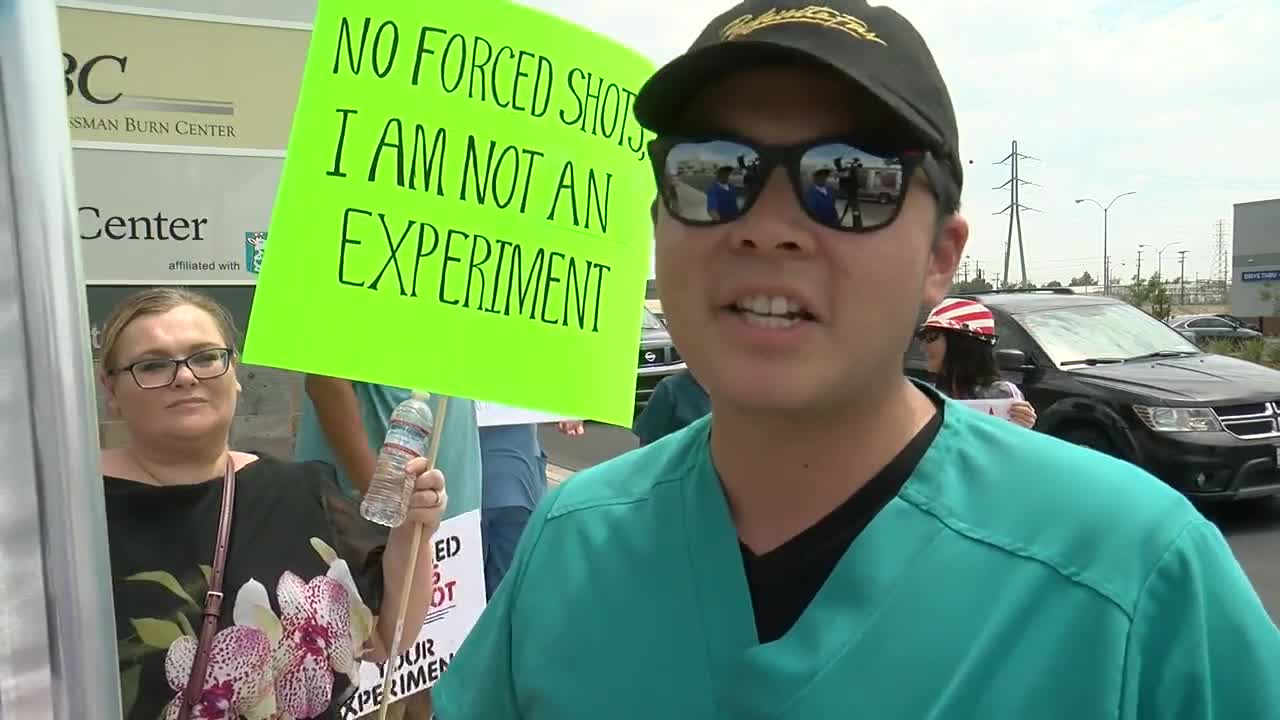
[360,392,434,527]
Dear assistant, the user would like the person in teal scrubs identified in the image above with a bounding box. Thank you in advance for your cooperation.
[296,379,480,720]
[434,1,1280,717]
[294,377,482,519]
[632,370,711,446]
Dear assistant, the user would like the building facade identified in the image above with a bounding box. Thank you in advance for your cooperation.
[1231,198,1280,324]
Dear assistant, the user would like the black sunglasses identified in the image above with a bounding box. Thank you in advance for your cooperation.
[915,328,944,343]
[649,135,949,232]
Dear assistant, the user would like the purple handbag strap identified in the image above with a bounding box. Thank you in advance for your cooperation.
[175,458,237,720]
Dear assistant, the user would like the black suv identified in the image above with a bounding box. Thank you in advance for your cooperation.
[635,306,685,416]
[905,289,1280,501]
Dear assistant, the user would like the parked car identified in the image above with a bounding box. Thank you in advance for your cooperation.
[905,288,1280,501]
[635,307,685,416]
[1169,314,1263,344]
[1215,313,1262,333]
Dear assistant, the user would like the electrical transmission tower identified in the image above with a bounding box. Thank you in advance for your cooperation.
[1212,219,1230,302]
[994,140,1042,288]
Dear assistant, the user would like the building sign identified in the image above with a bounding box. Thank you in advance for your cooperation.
[1242,270,1280,283]
[74,148,279,284]
[58,6,309,150]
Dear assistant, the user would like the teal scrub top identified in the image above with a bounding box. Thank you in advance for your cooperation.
[632,370,711,446]
[434,394,1280,718]
[293,383,482,519]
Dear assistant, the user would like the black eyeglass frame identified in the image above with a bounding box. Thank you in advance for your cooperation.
[648,133,957,232]
[107,347,236,389]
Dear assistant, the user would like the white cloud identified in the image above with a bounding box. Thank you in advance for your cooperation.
[521,0,1280,284]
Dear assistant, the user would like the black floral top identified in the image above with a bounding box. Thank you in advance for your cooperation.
[105,458,389,720]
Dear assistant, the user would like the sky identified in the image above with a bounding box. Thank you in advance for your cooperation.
[518,0,1280,285]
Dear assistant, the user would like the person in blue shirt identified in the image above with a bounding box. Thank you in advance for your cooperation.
[480,419,584,599]
[477,423,547,599]
[804,168,841,226]
[705,165,740,221]
[434,1,1280,718]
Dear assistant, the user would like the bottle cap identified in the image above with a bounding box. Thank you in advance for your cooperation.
[410,391,431,402]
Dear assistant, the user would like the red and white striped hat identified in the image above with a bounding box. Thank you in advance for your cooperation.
[922,298,997,342]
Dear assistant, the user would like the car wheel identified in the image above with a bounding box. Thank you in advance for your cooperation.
[1058,425,1120,458]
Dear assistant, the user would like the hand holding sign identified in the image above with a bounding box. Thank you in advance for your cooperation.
[1007,401,1036,428]
[557,420,586,436]
[243,1,656,427]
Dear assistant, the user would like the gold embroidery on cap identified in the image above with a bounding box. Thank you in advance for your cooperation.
[720,6,887,46]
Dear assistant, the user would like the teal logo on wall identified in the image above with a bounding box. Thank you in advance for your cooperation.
[245,232,266,274]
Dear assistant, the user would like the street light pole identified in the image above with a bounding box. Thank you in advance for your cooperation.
[1178,249,1189,304]
[1076,192,1137,296]
[1157,241,1182,279]
[1137,243,1152,284]
[1154,241,1183,305]
[1103,211,1109,293]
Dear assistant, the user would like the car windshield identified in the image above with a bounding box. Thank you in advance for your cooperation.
[1016,303,1200,366]
[641,307,665,330]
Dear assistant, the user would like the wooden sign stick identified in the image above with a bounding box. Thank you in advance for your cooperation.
[375,396,449,719]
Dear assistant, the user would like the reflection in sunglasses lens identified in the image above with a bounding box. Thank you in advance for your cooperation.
[661,140,758,224]
[801,143,905,230]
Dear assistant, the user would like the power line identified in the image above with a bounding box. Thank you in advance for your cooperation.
[993,140,1042,287]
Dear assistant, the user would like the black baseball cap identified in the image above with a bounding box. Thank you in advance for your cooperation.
[634,0,963,192]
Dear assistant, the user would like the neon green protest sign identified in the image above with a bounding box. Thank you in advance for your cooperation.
[243,0,656,426]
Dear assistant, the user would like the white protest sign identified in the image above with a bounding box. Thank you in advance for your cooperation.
[475,400,571,428]
[958,399,1016,420]
[339,509,486,718]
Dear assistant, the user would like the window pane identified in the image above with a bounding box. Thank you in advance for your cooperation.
[1017,304,1199,366]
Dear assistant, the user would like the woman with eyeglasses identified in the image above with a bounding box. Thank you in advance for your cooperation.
[98,287,445,720]
[917,298,1037,429]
